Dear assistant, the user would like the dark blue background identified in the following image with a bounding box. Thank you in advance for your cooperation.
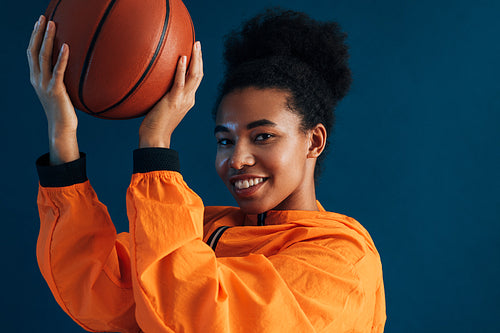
[2,0,499,331]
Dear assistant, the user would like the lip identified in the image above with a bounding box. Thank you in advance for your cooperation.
[229,174,267,184]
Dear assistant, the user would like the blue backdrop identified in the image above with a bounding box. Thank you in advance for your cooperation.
[1,0,499,332]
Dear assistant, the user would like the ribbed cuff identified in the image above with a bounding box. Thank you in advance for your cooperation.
[36,153,88,188]
[133,148,180,174]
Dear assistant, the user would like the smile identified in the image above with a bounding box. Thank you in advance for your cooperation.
[234,177,265,190]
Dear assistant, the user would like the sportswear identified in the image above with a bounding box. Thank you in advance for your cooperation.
[36,148,386,332]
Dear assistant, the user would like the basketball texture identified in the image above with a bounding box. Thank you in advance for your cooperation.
[45,0,195,119]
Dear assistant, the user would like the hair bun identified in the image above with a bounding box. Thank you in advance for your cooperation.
[223,8,352,101]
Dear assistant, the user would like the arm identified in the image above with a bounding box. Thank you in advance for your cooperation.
[128,40,310,331]
[36,154,138,332]
[30,16,138,332]
[127,156,315,332]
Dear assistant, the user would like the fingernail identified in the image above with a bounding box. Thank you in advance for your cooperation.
[34,15,43,30]
[46,21,54,33]
[182,55,187,64]
[196,41,201,50]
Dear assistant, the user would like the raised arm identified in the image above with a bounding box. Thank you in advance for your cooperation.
[30,16,139,332]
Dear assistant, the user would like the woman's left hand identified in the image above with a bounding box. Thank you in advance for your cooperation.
[138,41,203,148]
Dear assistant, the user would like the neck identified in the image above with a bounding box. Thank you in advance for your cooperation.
[273,176,318,211]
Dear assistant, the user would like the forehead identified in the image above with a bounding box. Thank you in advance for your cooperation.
[216,87,301,127]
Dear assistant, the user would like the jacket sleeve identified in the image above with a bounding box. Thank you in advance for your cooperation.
[36,153,139,333]
[127,149,385,332]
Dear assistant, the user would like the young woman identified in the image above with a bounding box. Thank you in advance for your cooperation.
[29,8,386,333]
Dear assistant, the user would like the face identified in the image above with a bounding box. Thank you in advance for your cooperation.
[215,87,316,214]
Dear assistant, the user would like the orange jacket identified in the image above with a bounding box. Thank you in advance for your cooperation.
[36,149,386,332]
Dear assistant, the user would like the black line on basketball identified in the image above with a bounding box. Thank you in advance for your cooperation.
[49,0,62,21]
[78,0,118,114]
[95,0,171,116]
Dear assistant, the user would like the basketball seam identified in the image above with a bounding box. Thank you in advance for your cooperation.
[49,0,62,21]
[94,0,171,116]
[78,0,118,114]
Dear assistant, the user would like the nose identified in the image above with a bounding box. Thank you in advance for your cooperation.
[229,141,255,170]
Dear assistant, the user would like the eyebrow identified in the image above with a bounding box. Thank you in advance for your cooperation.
[214,119,277,135]
[247,119,277,130]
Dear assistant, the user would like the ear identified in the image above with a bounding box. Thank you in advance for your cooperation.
[307,123,327,158]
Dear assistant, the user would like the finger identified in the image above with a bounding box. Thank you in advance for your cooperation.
[53,43,69,86]
[27,15,45,76]
[27,19,40,78]
[171,55,187,92]
[39,20,56,81]
[186,41,203,91]
[27,17,40,60]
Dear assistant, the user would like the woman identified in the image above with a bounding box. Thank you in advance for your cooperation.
[29,8,386,333]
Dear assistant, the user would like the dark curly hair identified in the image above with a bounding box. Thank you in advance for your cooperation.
[213,8,352,180]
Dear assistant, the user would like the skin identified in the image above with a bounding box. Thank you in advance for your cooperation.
[27,16,79,165]
[27,15,326,213]
[215,88,327,214]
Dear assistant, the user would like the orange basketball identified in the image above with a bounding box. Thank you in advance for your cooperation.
[45,0,195,119]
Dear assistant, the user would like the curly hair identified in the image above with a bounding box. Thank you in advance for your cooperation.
[213,8,352,179]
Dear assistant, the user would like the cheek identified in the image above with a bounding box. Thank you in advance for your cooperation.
[268,140,308,177]
[215,151,228,179]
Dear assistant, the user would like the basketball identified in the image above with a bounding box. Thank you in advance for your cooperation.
[44,0,195,119]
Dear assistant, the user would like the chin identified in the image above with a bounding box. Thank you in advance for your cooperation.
[235,199,271,215]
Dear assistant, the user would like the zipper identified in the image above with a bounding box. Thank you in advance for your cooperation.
[257,212,267,226]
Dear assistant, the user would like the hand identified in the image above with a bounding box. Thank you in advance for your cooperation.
[27,15,79,165]
[138,41,204,148]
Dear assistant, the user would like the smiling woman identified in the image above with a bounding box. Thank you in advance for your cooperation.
[215,87,323,214]
[32,7,385,333]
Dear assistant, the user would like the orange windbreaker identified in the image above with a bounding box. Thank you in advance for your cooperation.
[36,149,386,333]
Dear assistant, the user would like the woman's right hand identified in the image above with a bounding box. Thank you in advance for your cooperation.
[28,15,80,165]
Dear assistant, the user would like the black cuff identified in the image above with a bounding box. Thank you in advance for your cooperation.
[36,153,88,187]
[133,148,180,173]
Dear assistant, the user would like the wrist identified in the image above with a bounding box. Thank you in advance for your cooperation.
[138,135,171,149]
[49,131,79,165]
[138,125,173,148]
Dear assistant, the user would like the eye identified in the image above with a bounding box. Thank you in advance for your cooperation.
[217,138,233,147]
[255,133,273,142]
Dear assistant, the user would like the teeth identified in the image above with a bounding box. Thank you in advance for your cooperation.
[234,178,264,189]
